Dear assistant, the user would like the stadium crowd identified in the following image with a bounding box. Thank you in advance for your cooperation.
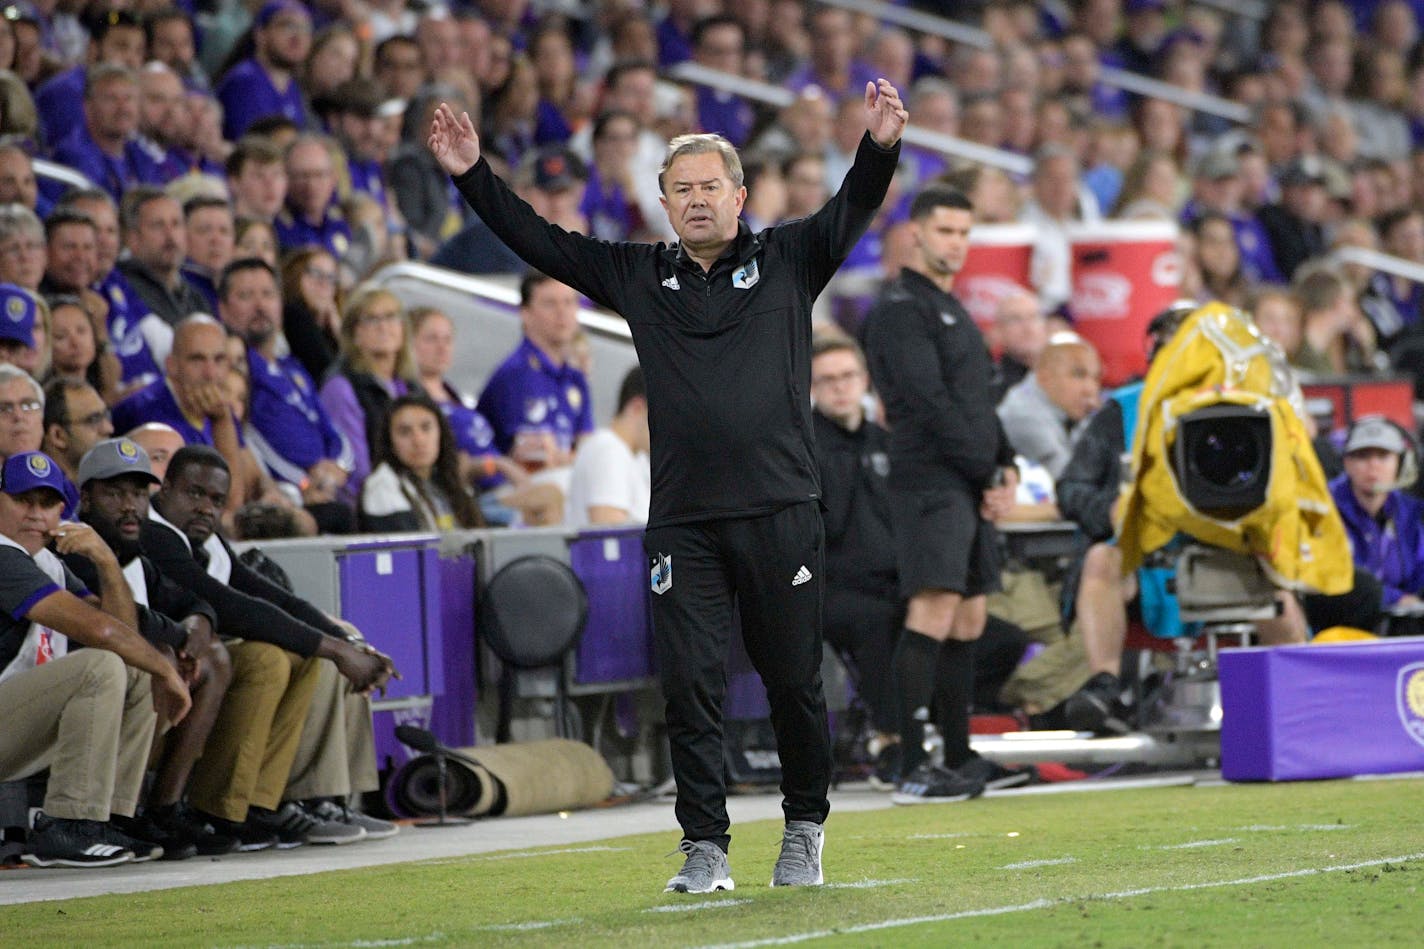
[4,0,1424,864]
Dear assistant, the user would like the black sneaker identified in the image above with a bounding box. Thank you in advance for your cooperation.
[151,804,240,856]
[1063,672,1131,735]
[956,754,1036,791]
[890,762,986,805]
[247,801,317,849]
[99,820,165,863]
[111,813,193,861]
[198,811,279,853]
[21,813,133,868]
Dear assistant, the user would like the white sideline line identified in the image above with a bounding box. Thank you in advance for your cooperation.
[1001,857,1078,870]
[1238,824,1352,833]
[479,919,582,931]
[824,878,918,889]
[420,845,631,865]
[1152,838,1240,850]
[647,899,751,913]
[696,852,1424,949]
[244,936,448,949]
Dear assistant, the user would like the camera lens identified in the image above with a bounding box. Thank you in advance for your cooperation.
[1190,420,1264,488]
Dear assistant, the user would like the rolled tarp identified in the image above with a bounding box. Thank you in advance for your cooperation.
[390,739,614,819]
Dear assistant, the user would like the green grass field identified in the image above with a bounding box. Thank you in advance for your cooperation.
[5,777,1422,947]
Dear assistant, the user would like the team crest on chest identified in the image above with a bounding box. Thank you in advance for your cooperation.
[732,259,759,290]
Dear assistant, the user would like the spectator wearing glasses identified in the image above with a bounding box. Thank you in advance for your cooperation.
[41,378,113,485]
[279,247,342,383]
[0,362,44,460]
[274,135,352,259]
[318,286,415,503]
[216,0,313,141]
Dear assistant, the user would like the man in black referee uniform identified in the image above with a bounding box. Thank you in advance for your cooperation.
[429,80,907,892]
[863,185,1030,804]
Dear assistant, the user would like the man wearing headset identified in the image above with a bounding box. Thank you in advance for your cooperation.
[1329,416,1424,619]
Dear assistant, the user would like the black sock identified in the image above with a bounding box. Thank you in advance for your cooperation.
[934,639,976,769]
[892,629,941,775]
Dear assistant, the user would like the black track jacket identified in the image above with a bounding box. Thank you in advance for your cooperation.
[863,268,1014,494]
[451,132,899,528]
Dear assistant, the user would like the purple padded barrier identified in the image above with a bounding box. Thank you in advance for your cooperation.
[1221,637,1424,781]
[340,544,430,699]
[428,548,478,749]
[569,529,655,685]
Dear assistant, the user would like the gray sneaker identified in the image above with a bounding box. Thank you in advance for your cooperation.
[664,839,735,894]
[770,820,824,886]
[309,799,399,841]
[278,801,365,845]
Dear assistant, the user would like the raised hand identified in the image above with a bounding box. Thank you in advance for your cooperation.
[428,102,482,177]
[864,78,909,148]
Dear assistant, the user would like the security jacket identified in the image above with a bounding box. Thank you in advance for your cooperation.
[452,132,899,528]
[862,268,1015,494]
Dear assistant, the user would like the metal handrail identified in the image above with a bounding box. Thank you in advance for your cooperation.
[816,0,1250,123]
[668,61,1033,174]
[1333,246,1424,285]
[370,260,633,341]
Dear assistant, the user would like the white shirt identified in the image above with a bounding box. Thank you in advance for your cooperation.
[564,429,651,529]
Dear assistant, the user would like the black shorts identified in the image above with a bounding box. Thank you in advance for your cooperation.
[890,486,1003,600]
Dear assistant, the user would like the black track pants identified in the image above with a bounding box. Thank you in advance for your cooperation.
[644,501,829,850]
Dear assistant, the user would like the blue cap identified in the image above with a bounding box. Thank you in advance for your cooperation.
[0,283,37,349]
[254,0,310,28]
[0,451,75,506]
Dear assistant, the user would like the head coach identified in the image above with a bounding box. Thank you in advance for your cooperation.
[429,77,907,892]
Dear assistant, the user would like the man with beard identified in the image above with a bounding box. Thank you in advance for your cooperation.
[216,0,313,141]
[67,438,236,857]
[218,258,353,529]
[142,445,397,845]
[41,380,114,486]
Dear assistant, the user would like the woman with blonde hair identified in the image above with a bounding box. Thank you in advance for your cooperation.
[317,284,415,500]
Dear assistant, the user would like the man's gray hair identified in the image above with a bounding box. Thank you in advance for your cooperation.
[0,363,43,407]
[0,203,43,243]
[658,133,743,195]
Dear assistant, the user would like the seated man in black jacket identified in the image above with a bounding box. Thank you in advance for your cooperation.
[813,335,1031,784]
[69,438,237,858]
[811,337,900,773]
[142,446,397,846]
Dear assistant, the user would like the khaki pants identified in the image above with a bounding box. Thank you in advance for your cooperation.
[285,660,378,801]
[0,650,155,821]
[188,642,321,822]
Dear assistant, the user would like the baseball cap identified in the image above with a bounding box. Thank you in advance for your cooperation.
[1344,416,1407,455]
[0,283,36,350]
[77,437,162,489]
[1194,149,1238,181]
[254,0,309,29]
[1278,154,1328,188]
[0,450,73,504]
[531,147,588,192]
